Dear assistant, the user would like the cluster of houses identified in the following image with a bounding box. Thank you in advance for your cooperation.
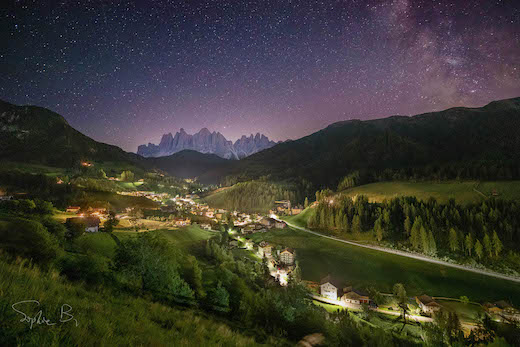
[65,206,108,233]
[255,240,297,285]
[483,301,520,322]
[319,275,371,305]
[66,216,102,233]
[269,200,304,216]
[236,217,288,235]
[117,190,169,202]
[319,276,448,314]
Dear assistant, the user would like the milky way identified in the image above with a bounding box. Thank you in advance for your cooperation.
[2,0,519,152]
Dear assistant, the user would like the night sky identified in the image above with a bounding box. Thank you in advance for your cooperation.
[2,0,519,152]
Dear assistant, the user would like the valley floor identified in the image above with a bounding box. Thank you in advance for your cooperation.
[278,217,520,284]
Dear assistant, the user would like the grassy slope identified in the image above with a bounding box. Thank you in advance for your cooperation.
[111,225,214,252]
[338,180,520,204]
[248,228,520,306]
[0,260,279,346]
[285,207,315,228]
[79,191,158,210]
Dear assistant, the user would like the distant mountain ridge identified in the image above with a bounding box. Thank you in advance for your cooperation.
[0,99,144,169]
[198,97,520,186]
[137,128,278,159]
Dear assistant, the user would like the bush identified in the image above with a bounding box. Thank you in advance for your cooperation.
[0,217,61,264]
[58,253,109,285]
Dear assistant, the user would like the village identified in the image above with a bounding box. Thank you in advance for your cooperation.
[60,188,520,332]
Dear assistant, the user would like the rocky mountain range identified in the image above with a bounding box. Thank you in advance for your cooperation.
[137,128,278,159]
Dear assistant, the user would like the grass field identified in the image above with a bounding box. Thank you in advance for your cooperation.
[284,207,315,228]
[338,180,520,204]
[73,226,214,261]
[75,233,118,258]
[436,299,485,323]
[0,258,276,346]
[81,191,158,210]
[248,228,520,306]
[114,225,213,250]
[0,161,67,177]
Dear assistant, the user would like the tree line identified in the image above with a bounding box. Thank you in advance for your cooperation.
[309,193,520,270]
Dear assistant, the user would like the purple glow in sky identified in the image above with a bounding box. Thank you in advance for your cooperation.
[2,0,519,152]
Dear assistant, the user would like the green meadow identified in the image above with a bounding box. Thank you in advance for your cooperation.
[79,225,216,258]
[249,228,520,306]
[0,258,279,346]
[338,180,520,204]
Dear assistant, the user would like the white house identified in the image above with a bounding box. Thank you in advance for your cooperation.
[279,248,295,265]
[258,241,272,258]
[274,220,287,229]
[342,286,370,305]
[84,217,101,232]
[320,275,342,301]
[66,216,100,233]
[416,294,441,315]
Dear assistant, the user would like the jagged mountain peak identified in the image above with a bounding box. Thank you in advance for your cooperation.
[137,128,278,159]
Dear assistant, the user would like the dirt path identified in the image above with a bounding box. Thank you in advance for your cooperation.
[277,218,520,284]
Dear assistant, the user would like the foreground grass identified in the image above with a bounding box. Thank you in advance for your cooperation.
[0,259,280,346]
[249,228,520,306]
[338,180,520,204]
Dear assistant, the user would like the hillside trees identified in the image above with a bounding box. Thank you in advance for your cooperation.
[205,180,302,213]
[308,194,520,269]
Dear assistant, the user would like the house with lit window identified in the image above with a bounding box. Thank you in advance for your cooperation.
[341,286,370,305]
[258,241,272,258]
[416,294,441,315]
[320,275,342,301]
[279,248,295,265]
[66,216,100,233]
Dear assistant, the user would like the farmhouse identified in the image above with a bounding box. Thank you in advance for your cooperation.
[259,217,276,229]
[200,223,212,230]
[174,218,191,226]
[274,220,287,229]
[341,286,370,305]
[415,294,441,315]
[244,238,254,250]
[279,248,295,265]
[290,206,303,215]
[84,217,101,232]
[320,275,342,301]
[66,217,101,233]
[258,241,272,258]
[66,206,81,213]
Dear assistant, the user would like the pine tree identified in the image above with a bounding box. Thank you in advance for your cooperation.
[411,216,423,239]
[474,240,483,260]
[465,233,473,256]
[449,228,459,252]
[420,226,429,253]
[492,231,503,258]
[483,233,492,258]
[374,217,384,242]
[342,213,350,233]
[428,231,437,256]
[352,214,362,235]
[404,216,412,235]
[410,226,420,250]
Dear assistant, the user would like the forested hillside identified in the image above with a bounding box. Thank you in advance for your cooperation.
[0,100,144,170]
[202,97,520,190]
[204,180,309,213]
